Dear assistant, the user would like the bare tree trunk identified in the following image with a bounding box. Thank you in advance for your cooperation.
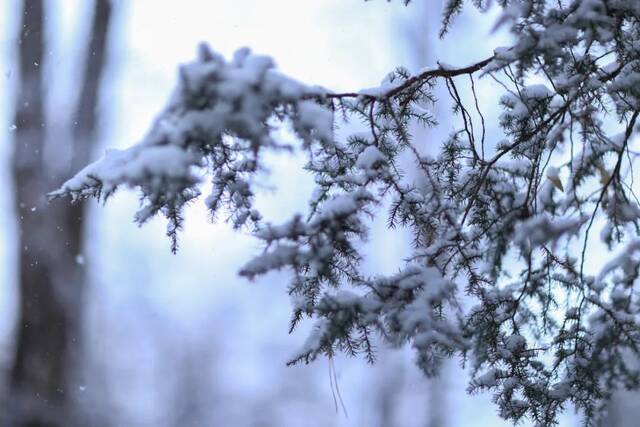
[376,359,404,427]
[9,1,63,424]
[402,3,450,426]
[600,354,640,427]
[65,2,112,425]
[8,1,112,425]
[71,0,112,174]
[168,341,217,427]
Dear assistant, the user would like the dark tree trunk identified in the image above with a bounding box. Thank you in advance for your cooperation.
[8,1,112,426]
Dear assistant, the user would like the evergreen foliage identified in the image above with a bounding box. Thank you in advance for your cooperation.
[51,1,640,424]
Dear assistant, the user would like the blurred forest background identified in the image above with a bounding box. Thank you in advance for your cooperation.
[0,1,633,426]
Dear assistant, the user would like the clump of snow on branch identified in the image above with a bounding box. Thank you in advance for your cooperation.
[51,43,333,250]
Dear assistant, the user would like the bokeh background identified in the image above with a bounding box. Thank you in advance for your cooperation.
[0,1,607,426]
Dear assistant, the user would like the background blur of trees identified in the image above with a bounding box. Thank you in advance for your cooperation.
[7,0,110,425]
[0,1,634,426]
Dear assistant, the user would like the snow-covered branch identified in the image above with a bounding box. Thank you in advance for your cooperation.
[50,1,640,425]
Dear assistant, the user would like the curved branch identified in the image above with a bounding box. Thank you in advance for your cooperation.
[312,56,495,102]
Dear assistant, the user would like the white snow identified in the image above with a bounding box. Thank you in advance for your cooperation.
[355,146,385,170]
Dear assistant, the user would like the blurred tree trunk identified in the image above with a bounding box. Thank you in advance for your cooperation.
[168,341,217,427]
[601,355,640,427]
[402,2,449,427]
[8,1,112,425]
[375,354,405,427]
